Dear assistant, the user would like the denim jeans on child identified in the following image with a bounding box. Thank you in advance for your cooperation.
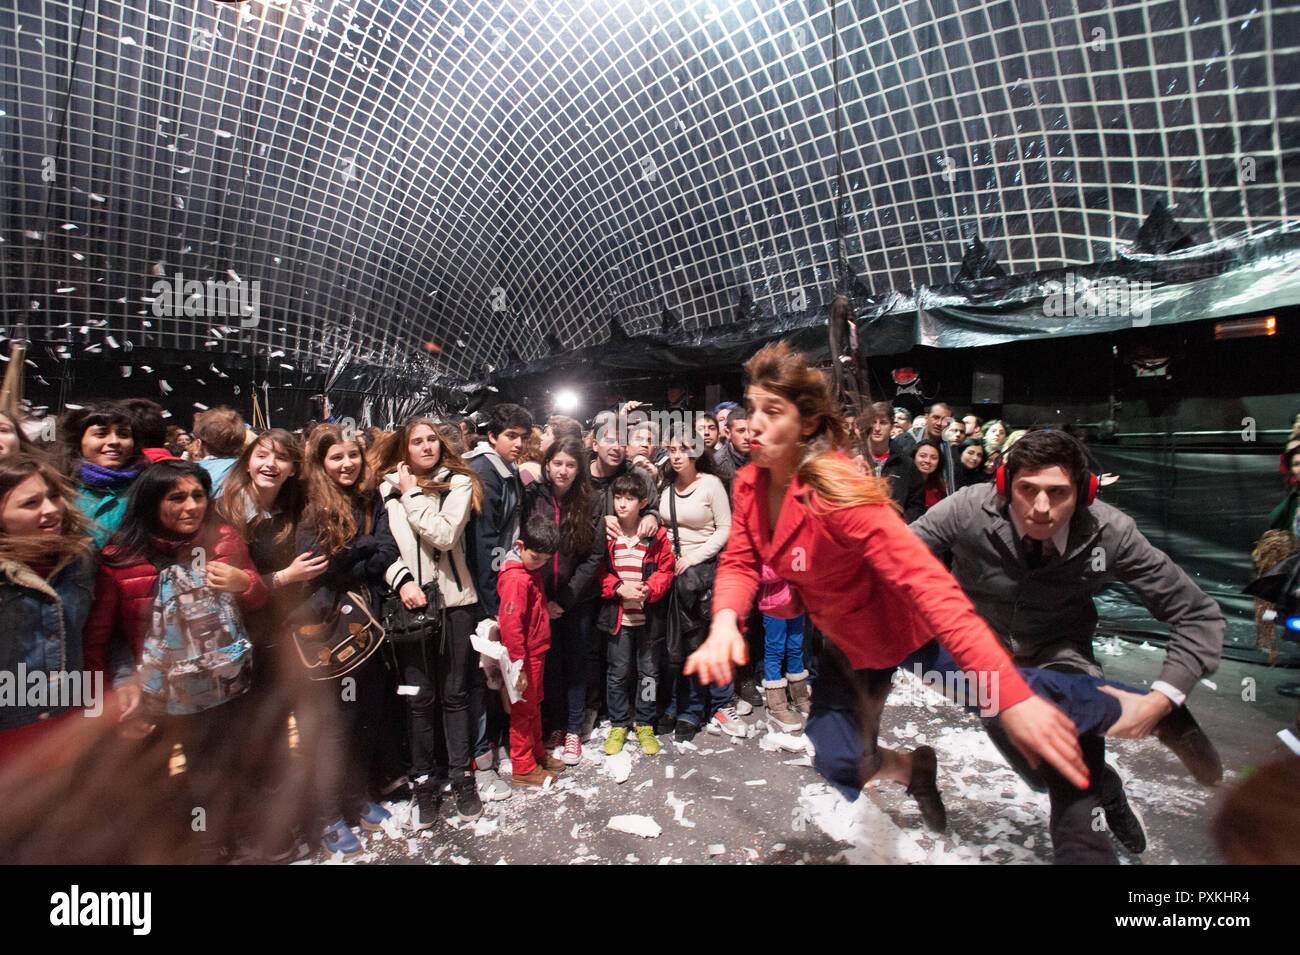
[605,624,660,727]
[762,613,806,682]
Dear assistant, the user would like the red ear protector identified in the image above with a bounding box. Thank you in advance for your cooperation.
[995,430,1099,506]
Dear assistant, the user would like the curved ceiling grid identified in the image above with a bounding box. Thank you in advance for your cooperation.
[2,0,1296,382]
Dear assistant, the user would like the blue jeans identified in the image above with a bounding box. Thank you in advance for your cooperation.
[606,624,661,727]
[763,613,806,681]
[806,639,1127,803]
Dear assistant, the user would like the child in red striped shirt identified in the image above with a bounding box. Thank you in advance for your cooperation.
[598,473,675,756]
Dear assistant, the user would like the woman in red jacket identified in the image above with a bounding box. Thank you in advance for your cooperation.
[81,459,267,861]
[685,342,1089,821]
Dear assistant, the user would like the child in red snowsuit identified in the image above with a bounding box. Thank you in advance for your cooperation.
[497,514,562,787]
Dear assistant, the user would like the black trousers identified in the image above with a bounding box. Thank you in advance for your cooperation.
[393,605,476,783]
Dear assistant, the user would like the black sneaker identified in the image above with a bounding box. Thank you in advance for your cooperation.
[654,714,677,736]
[674,719,700,743]
[1153,705,1223,786]
[453,778,483,823]
[1103,795,1147,854]
[411,777,441,831]
[904,746,948,833]
[737,680,764,708]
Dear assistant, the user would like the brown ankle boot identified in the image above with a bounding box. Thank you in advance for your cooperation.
[512,766,552,788]
[538,752,566,774]
[786,670,812,716]
[764,679,804,732]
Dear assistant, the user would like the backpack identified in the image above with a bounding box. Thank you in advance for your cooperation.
[140,564,254,716]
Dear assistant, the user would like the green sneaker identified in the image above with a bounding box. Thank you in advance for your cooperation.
[634,724,660,756]
[604,726,628,755]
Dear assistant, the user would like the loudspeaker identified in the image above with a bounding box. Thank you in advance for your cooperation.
[971,370,1003,405]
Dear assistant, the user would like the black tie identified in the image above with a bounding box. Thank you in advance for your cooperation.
[1024,537,1044,569]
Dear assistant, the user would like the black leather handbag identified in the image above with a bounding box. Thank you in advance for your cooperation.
[380,539,446,671]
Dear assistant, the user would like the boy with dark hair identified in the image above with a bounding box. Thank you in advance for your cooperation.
[498,514,565,787]
[465,402,534,795]
[712,408,750,493]
[120,398,177,463]
[599,473,675,756]
[465,403,534,619]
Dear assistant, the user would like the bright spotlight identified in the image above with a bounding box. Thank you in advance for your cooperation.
[553,388,580,413]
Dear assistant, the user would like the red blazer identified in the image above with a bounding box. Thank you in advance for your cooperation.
[712,459,1032,709]
[83,524,267,684]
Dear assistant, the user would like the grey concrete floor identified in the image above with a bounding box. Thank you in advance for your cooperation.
[313,635,1296,865]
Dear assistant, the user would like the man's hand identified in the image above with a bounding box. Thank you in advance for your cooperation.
[683,610,748,686]
[547,600,565,619]
[636,513,659,538]
[998,694,1090,789]
[604,515,620,541]
[399,580,428,610]
[1099,686,1174,739]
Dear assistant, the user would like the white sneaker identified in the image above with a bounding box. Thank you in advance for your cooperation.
[707,706,747,738]
[732,697,754,717]
[475,769,511,802]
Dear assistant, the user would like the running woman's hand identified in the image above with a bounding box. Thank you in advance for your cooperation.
[684,609,748,686]
[998,695,1090,789]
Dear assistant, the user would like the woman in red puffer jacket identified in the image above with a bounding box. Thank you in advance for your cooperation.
[80,460,266,862]
[83,461,266,697]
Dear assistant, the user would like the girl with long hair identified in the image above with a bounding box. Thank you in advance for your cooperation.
[216,428,326,860]
[0,456,97,763]
[913,439,947,514]
[61,402,149,547]
[81,459,268,861]
[371,417,485,825]
[522,435,603,765]
[0,409,39,463]
[656,424,735,741]
[291,423,401,858]
[685,341,1087,826]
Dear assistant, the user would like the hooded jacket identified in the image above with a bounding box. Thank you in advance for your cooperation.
[495,550,550,661]
[464,445,523,618]
[380,468,478,609]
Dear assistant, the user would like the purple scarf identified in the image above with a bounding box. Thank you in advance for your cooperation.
[79,461,142,488]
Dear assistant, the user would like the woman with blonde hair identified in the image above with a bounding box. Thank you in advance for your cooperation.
[685,341,1089,830]
[370,417,486,824]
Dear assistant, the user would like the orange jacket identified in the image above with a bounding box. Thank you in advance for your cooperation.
[711,459,1032,709]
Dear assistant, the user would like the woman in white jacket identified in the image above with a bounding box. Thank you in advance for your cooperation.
[372,418,485,826]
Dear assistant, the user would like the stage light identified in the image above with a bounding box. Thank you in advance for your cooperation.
[554,388,580,413]
[1214,315,1276,340]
